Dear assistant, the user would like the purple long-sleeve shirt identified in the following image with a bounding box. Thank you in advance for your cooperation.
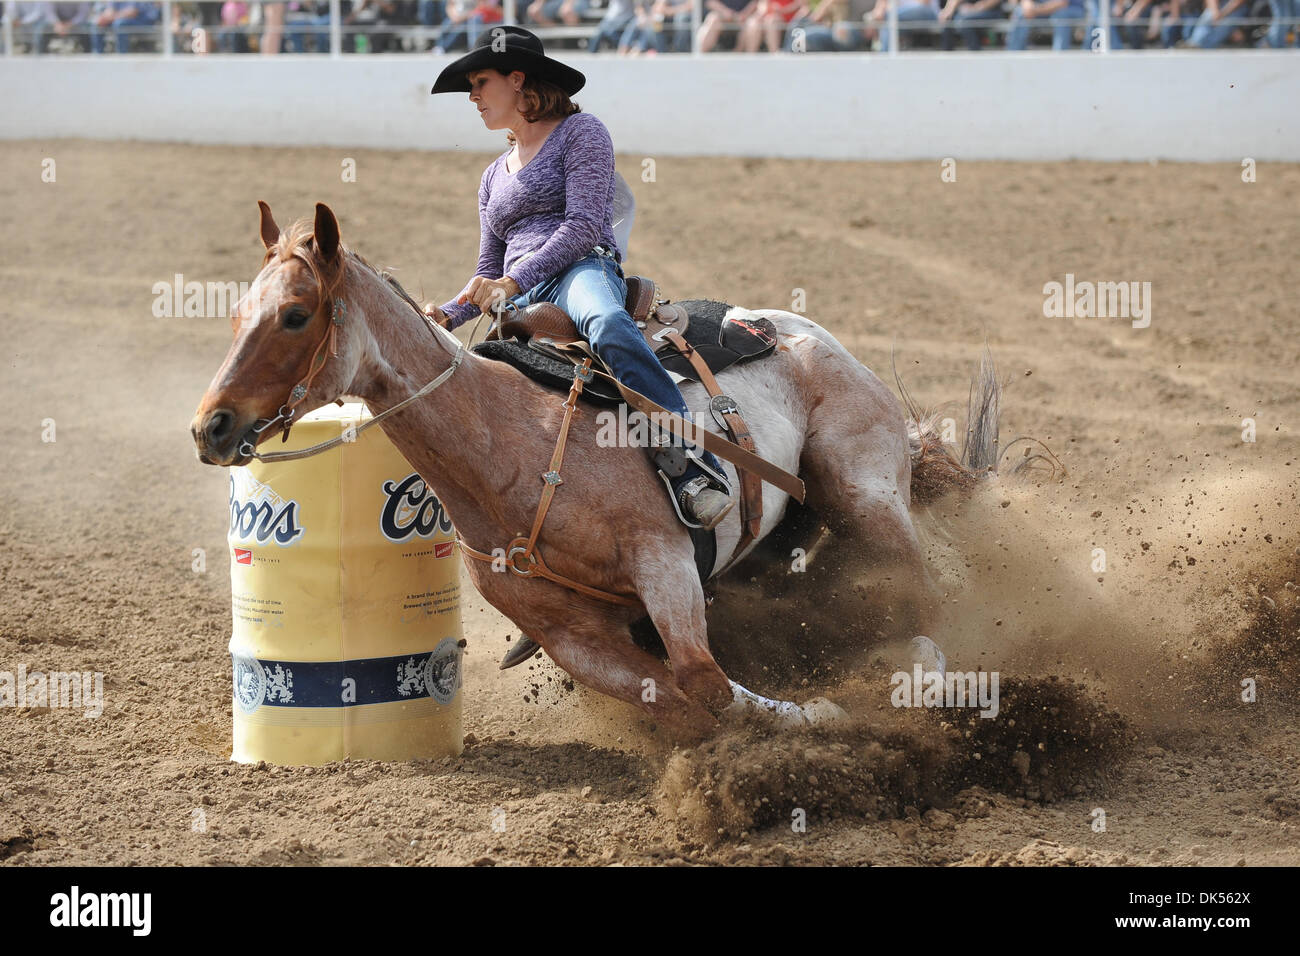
[439,111,622,330]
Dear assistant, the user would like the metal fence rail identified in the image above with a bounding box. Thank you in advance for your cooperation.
[2,0,1297,55]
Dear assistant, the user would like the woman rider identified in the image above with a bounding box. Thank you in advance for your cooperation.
[426,25,734,530]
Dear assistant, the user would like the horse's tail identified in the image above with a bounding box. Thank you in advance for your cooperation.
[893,345,1002,506]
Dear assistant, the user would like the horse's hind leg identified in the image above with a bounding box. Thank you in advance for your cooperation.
[535,618,719,737]
[829,488,939,642]
[800,408,941,645]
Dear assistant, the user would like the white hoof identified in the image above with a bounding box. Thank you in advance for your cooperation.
[910,635,947,675]
[727,680,808,727]
[799,697,849,726]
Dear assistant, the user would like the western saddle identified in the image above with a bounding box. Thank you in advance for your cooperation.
[485,275,772,564]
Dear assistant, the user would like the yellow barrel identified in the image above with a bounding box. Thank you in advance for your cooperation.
[226,402,463,765]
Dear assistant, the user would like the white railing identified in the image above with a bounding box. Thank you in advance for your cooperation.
[2,0,1296,55]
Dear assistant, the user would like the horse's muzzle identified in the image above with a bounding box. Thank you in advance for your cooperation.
[192,407,253,467]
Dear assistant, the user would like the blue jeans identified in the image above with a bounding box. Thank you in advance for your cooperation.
[1084,0,1126,48]
[287,13,331,52]
[1264,0,1300,45]
[439,14,494,51]
[419,0,446,25]
[620,13,688,52]
[525,0,592,22]
[618,16,655,50]
[878,4,939,50]
[589,11,635,50]
[657,10,695,51]
[1007,2,1086,48]
[1160,12,1196,44]
[505,249,727,494]
[784,18,861,51]
[91,13,160,53]
[952,5,1004,50]
[1188,4,1245,46]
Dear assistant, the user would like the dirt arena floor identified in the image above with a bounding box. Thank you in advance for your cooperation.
[1,139,1297,866]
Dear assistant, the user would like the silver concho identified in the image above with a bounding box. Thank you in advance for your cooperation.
[423,637,462,706]
[232,654,267,714]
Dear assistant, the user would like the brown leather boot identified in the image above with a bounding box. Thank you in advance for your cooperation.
[678,475,734,531]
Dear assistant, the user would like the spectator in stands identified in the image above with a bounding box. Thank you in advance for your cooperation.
[261,1,286,53]
[1083,0,1128,46]
[435,0,500,51]
[617,0,659,53]
[780,0,873,51]
[867,0,940,50]
[939,0,1005,49]
[44,2,94,52]
[1109,0,1147,44]
[286,1,331,52]
[697,0,759,50]
[217,0,249,51]
[91,1,162,52]
[342,0,404,51]
[434,0,472,49]
[1262,0,1299,45]
[8,1,52,52]
[1158,0,1204,44]
[739,0,809,51]
[168,2,221,54]
[588,0,635,49]
[1186,0,1248,45]
[1006,0,1087,48]
[1120,0,1159,46]
[524,0,589,29]
[418,0,445,33]
[621,0,694,52]
[652,0,696,50]
[469,0,503,40]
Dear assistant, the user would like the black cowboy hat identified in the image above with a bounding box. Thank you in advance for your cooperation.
[430,25,585,97]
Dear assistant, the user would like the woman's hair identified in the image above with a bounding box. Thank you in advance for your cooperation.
[501,71,581,147]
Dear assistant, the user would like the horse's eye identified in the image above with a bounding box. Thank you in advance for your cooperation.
[282,307,311,330]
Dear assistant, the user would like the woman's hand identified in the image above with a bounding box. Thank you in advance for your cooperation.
[423,303,451,328]
[458,276,521,314]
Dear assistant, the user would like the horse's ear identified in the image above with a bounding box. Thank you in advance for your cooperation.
[258,200,279,250]
[314,203,341,261]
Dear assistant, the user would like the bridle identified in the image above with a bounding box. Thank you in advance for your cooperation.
[237,269,465,465]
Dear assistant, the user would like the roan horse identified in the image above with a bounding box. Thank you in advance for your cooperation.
[192,202,1001,739]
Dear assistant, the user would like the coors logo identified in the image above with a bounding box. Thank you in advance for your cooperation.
[380,473,453,543]
[228,473,304,547]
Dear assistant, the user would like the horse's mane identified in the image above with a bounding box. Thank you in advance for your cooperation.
[264,218,436,333]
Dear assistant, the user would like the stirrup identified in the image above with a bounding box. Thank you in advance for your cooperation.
[656,460,733,530]
[677,476,734,531]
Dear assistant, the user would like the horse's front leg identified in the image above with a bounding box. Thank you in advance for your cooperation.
[635,546,843,728]
[534,616,720,739]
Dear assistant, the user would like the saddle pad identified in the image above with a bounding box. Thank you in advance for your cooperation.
[471,339,625,404]
[475,299,776,391]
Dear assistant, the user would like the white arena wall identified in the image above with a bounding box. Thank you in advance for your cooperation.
[3,51,1296,161]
